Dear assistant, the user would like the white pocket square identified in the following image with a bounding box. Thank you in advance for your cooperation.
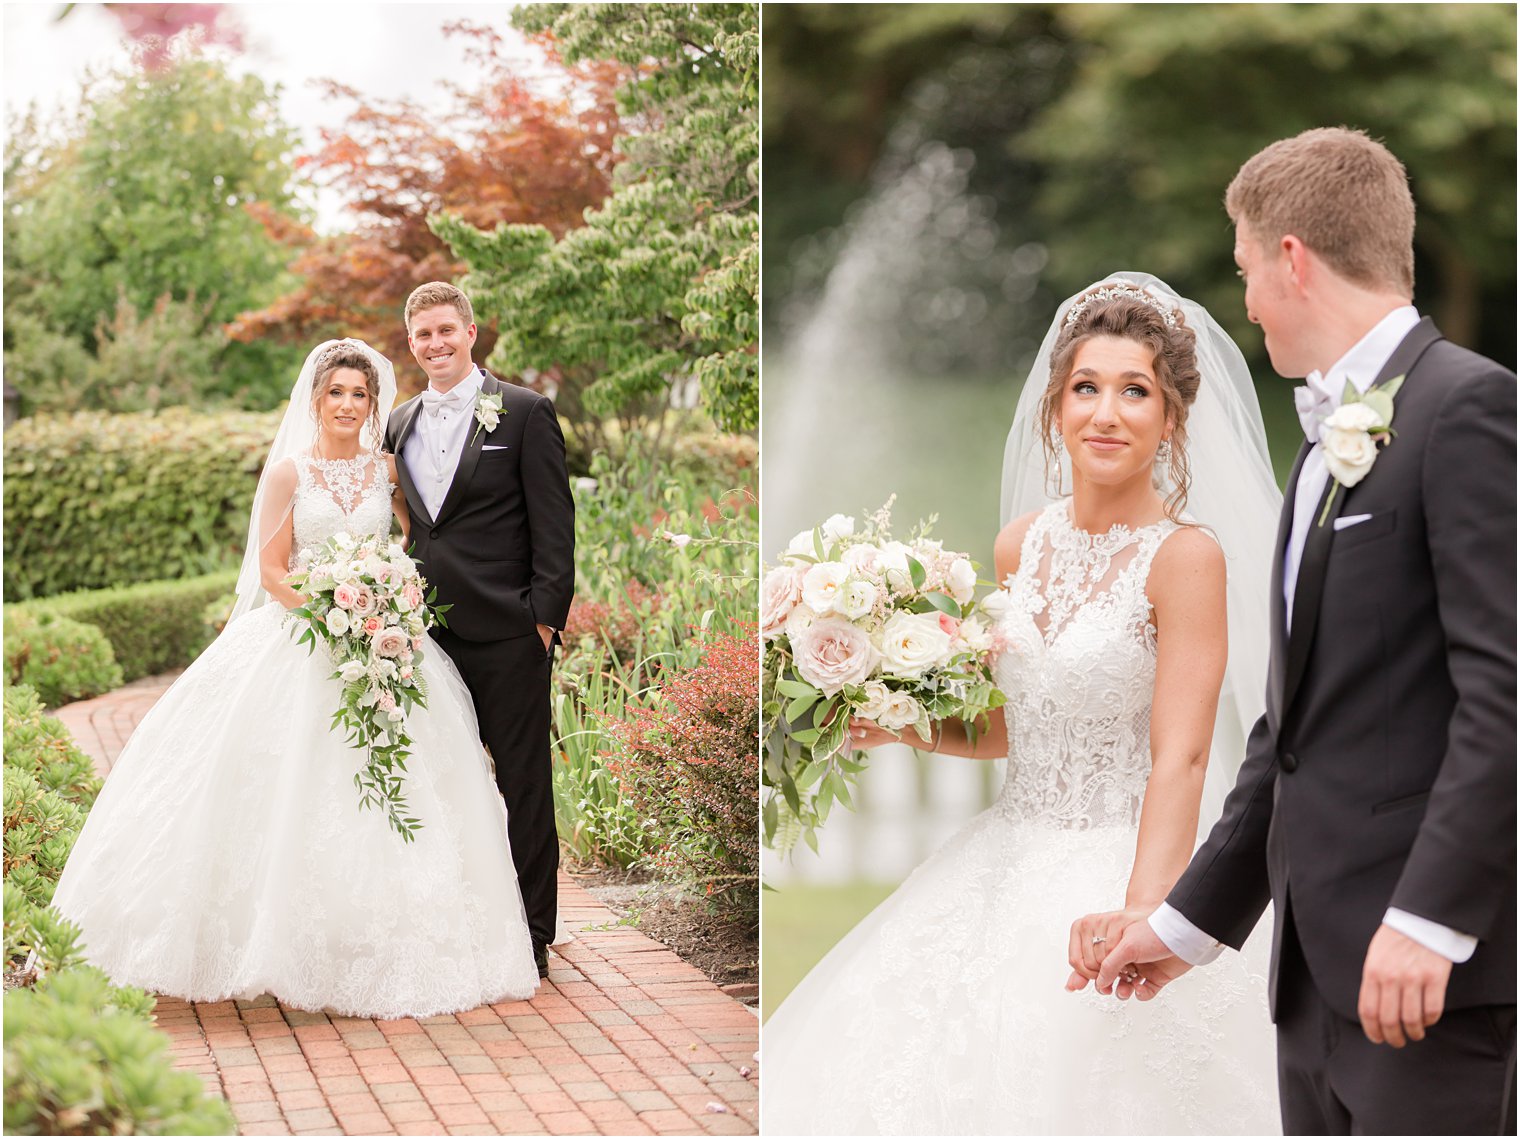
[1333,513,1373,531]
[482,444,509,451]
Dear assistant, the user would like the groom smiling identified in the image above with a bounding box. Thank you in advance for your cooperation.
[1095,128,1515,1133]
[385,281,575,978]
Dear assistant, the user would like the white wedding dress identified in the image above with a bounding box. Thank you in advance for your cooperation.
[51,453,540,1019]
[762,501,1280,1135]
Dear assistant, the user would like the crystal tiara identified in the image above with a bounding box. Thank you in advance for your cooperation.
[1063,282,1180,330]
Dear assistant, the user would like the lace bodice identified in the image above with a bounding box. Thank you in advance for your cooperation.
[993,500,1179,830]
[290,453,395,566]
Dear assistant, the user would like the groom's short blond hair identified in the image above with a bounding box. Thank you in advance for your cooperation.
[1226,127,1415,295]
[404,282,474,332]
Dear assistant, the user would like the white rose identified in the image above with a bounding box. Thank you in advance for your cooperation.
[858,679,891,721]
[801,562,849,614]
[957,616,992,654]
[876,541,914,592]
[478,408,500,432]
[386,707,406,723]
[373,658,397,680]
[337,658,366,683]
[332,532,357,552]
[791,616,881,697]
[879,611,954,678]
[783,527,818,562]
[820,513,856,543]
[1321,403,1383,488]
[1323,401,1383,434]
[325,608,352,636]
[760,566,803,640]
[785,603,820,641]
[837,578,879,620]
[877,690,922,733]
[980,589,1013,623]
[945,557,977,606]
[331,560,358,585]
[841,544,878,573]
[363,554,389,582]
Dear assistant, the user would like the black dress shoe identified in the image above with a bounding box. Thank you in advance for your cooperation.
[533,942,549,978]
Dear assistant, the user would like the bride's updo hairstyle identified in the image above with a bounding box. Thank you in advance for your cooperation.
[310,341,383,446]
[1038,285,1202,521]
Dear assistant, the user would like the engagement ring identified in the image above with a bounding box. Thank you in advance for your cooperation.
[1091,935,1106,945]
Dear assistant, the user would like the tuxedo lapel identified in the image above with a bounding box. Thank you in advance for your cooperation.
[391,396,432,527]
[1267,442,1311,729]
[432,372,495,529]
[1280,317,1444,718]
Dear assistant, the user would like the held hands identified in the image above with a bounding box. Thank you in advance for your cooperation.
[1088,918,1194,1001]
[1357,923,1452,1048]
[1065,906,1155,991]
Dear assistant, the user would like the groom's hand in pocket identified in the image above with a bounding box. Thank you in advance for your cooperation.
[1358,924,1452,1048]
[1093,920,1193,1001]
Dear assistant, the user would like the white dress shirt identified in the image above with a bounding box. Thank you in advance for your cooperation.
[402,367,482,522]
[1150,306,1477,967]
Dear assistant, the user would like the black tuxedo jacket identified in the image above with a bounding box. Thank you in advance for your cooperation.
[384,372,575,643]
[1166,318,1516,1022]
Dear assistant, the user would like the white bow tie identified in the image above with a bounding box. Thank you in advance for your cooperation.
[420,387,467,417]
[1293,371,1343,444]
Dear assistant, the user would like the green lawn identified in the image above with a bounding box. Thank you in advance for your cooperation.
[761,880,899,1020]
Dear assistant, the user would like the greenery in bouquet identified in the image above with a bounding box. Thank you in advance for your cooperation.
[285,533,450,843]
[761,501,1005,855]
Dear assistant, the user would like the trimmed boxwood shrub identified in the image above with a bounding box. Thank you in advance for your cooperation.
[3,407,279,601]
[3,686,235,1135]
[3,614,123,709]
[13,570,239,684]
[5,967,236,1135]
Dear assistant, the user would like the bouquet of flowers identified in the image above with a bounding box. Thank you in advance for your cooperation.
[285,533,450,843]
[761,500,1005,855]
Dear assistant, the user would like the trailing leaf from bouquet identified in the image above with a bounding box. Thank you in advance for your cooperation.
[760,500,1006,856]
[285,534,446,843]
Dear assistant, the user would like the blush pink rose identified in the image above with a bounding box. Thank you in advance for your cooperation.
[363,615,383,636]
[759,565,804,640]
[791,616,880,697]
[377,691,396,712]
[333,583,359,610]
[373,628,410,658]
[401,582,424,612]
[350,585,378,617]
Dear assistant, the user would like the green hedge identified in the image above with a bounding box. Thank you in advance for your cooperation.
[2,686,236,1135]
[12,571,239,685]
[3,614,123,710]
[3,407,278,601]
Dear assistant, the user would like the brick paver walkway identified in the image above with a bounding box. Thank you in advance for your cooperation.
[55,677,759,1136]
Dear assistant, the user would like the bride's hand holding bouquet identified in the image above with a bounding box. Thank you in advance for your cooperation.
[761,499,1006,855]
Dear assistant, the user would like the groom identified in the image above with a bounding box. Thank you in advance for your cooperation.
[385,281,575,978]
[1094,129,1515,1132]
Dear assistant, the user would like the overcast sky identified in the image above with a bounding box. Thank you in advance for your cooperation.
[3,2,544,231]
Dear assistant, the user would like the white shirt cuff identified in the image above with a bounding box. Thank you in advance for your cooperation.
[1148,902,1225,966]
[1383,907,1477,964]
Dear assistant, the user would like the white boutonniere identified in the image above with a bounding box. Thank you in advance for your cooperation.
[471,392,504,444]
[1318,374,1404,526]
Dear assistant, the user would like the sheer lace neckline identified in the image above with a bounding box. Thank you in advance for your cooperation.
[1054,502,1170,544]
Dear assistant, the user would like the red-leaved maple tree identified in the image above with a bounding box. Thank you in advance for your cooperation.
[229,23,622,395]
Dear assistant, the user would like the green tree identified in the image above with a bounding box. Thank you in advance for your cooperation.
[432,3,759,434]
[1020,3,1516,362]
[4,53,306,409]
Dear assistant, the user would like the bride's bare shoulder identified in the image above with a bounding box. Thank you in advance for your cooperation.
[993,509,1042,585]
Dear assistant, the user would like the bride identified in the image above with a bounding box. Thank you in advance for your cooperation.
[50,339,540,1019]
[761,275,1284,1134]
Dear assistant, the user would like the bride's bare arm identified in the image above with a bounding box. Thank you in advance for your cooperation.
[385,454,410,545]
[848,512,1037,760]
[257,460,306,610]
[1127,528,1228,906]
[1066,527,1227,989]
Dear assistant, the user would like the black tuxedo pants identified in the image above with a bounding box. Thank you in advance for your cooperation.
[433,627,558,949]
[1276,917,1515,1135]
